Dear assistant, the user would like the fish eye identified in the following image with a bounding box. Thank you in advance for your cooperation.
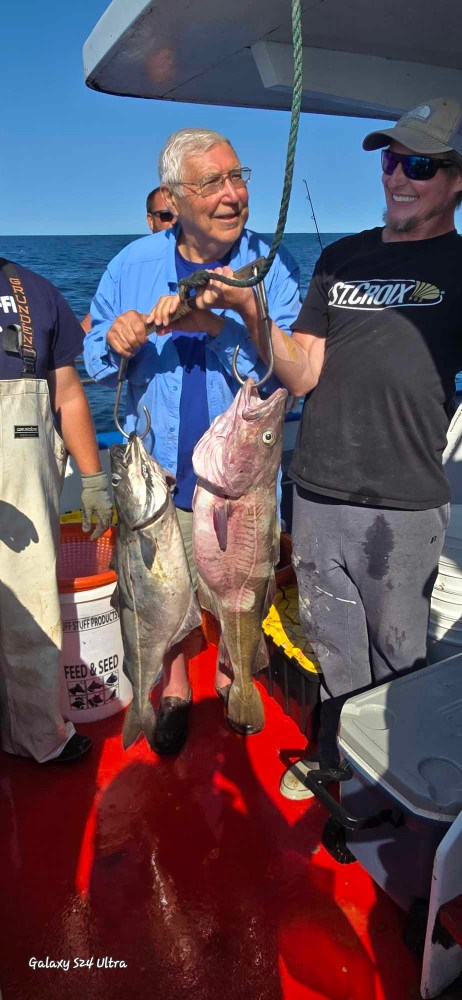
[111,474,122,487]
[262,430,276,445]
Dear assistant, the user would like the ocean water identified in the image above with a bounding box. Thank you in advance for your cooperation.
[2,233,343,433]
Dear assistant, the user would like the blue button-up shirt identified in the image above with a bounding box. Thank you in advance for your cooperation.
[83,226,301,479]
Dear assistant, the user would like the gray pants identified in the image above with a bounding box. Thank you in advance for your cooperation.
[292,487,449,764]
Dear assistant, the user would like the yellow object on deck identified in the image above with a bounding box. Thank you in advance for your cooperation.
[262,584,320,676]
[60,509,117,525]
[60,510,82,524]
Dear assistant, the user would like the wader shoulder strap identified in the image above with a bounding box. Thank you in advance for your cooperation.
[0,257,36,377]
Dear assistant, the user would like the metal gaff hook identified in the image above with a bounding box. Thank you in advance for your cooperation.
[114,356,151,441]
[232,267,274,390]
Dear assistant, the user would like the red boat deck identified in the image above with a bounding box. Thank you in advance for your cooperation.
[0,645,422,1000]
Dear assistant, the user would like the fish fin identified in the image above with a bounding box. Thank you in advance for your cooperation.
[122,700,157,751]
[251,634,269,675]
[140,533,157,570]
[263,571,277,619]
[197,578,218,618]
[227,680,264,734]
[218,635,232,672]
[110,584,120,612]
[213,501,229,552]
[122,702,143,749]
[272,520,281,567]
[198,580,221,645]
[168,590,202,650]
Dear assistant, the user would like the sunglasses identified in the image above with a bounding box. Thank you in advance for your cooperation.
[148,210,174,221]
[381,149,455,181]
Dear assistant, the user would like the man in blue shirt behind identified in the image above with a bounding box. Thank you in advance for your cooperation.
[84,127,301,755]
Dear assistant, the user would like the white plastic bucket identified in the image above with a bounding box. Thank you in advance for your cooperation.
[431,584,462,613]
[433,564,462,597]
[58,524,132,723]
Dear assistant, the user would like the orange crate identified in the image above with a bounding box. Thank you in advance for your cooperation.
[58,523,117,593]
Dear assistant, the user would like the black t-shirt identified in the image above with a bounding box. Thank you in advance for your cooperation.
[290,227,462,509]
[0,261,84,379]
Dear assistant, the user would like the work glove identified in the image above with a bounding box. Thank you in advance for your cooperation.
[81,471,113,541]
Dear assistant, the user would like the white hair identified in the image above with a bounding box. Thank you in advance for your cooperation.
[158,128,233,187]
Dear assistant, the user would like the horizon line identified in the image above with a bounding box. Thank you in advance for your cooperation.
[2,230,351,238]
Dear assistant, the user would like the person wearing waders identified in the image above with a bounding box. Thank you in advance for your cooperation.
[261,98,462,800]
[0,259,112,763]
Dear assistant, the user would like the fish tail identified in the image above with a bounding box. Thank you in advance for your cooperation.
[227,681,264,736]
[142,701,159,752]
[122,700,157,750]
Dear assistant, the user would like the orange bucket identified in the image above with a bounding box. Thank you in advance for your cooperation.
[58,523,117,593]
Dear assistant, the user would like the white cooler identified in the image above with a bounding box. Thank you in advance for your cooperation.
[339,655,462,912]
[306,655,462,915]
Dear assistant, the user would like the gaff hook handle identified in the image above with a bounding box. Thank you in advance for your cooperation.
[232,266,274,389]
[113,356,151,441]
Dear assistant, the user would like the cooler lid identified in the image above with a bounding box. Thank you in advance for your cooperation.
[338,655,462,818]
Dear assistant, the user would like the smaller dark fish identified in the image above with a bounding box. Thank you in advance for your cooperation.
[111,432,202,750]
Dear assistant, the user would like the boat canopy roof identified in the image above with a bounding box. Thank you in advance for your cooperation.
[84,0,462,121]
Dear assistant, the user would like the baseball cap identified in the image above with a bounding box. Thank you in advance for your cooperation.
[363,98,462,161]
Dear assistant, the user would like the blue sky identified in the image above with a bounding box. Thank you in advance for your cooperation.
[3,0,391,236]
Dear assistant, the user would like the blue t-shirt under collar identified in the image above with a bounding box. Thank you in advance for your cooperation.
[173,246,230,509]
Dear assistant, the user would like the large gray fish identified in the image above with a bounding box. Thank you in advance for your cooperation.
[192,378,288,734]
[110,433,202,750]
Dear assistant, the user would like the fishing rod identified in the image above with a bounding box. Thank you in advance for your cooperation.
[303,178,323,252]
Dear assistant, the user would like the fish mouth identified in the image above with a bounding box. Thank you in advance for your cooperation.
[111,433,170,529]
[110,442,127,465]
[110,434,138,470]
[240,378,287,421]
[192,378,288,497]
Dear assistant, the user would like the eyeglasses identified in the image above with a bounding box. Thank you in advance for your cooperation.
[148,209,174,222]
[381,149,455,181]
[177,167,252,198]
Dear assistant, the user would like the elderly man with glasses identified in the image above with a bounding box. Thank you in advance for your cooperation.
[240,96,462,803]
[84,126,301,756]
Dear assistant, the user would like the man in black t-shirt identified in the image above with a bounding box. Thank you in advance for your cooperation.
[268,97,462,800]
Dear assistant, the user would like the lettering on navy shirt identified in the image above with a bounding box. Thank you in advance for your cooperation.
[0,262,84,380]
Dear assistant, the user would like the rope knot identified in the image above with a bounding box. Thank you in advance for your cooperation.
[178,270,211,301]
